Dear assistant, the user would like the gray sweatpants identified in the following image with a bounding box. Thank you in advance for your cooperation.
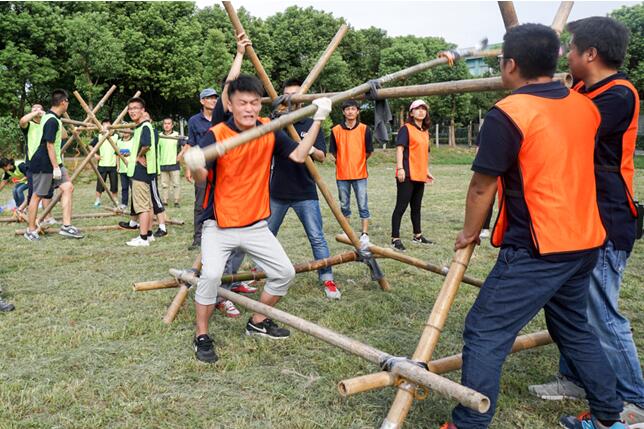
[195,219,295,305]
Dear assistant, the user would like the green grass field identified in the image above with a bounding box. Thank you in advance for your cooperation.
[0,147,642,429]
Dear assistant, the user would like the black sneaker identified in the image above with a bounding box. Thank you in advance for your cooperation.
[118,221,139,230]
[174,203,180,208]
[188,242,200,251]
[412,235,434,245]
[245,317,290,339]
[153,228,168,238]
[391,239,406,252]
[0,298,15,312]
[193,334,218,363]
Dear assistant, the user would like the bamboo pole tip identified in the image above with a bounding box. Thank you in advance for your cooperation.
[337,382,349,397]
[479,397,491,413]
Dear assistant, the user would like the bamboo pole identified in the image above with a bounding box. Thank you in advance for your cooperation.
[381,244,476,429]
[338,330,553,397]
[170,268,490,413]
[17,219,181,235]
[35,91,141,226]
[335,234,483,288]
[62,118,98,128]
[261,73,571,104]
[156,134,187,142]
[498,2,519,29]
[221,3,390,288]
[135,251,359,293]
[551,1,574,34]
[299,24,349,95]
[61,85,117,153]
[73,91,129,168]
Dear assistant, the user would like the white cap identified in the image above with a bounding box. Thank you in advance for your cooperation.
[409,99,428,111]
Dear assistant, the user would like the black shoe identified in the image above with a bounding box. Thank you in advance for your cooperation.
[193,334,218,363]
[153,228,168,238]
[174,203,180,208]
[0,298,15,312]
[188,241,200,251]
[245,317,290,339]
[162,201,168,207]
[118,221,139,230]
[412,235,434,245]
[391,239,406,252]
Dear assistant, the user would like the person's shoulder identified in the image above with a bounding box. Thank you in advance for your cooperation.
[188,113,202,123]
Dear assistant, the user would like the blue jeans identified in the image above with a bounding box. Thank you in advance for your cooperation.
[12,182,29,207]
[452,247,622,428]
[560,241,644,408]
[336,179,369,219]
[267,198,333,281]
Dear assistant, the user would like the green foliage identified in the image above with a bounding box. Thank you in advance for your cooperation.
[0,116,24,158]
[611,4,644,94]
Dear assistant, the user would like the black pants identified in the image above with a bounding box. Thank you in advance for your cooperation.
[120,173,130,206]
[193,181,206,244]
[96,167,118,193]
[391,179,425,238]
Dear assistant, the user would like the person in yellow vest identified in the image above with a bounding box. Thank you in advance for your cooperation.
[182,75,332,363]
[0,158,28,209]
[441,24,624,429]
[117,129,133,210]
[529,17,644,428]
[329,99,373,239]
[158,117,183,207]
[90,119,119,207]
[390,99,435,252]
[24,89,83,241]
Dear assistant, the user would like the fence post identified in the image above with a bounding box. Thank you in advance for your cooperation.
[435,123,440,147]
[468,121,473,146]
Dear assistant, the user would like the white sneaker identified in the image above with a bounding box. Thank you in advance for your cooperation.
[118,204,127,211]
[37,217,58,228]
[479,229,490,239]
[148,234,155,242]
[126,236,149,247]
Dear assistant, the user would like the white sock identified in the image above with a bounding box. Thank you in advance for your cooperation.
[129,220,139,227]
[159,224,166,232]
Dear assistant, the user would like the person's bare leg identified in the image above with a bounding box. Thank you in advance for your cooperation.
[361,218,369,234]
[60,182,73,225]
[139,211,150,236]
[196,303,215,336]
[27,195,41,231]
[251,292,281,324]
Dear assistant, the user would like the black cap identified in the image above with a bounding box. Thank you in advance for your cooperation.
[341,99,359,110]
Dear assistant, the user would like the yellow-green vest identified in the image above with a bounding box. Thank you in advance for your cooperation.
[8,160,27,184]
[26,121,42,161]
[98,134,118,168]
[158,131,179,166]
[38,112,63,165]
[127,121,158,177]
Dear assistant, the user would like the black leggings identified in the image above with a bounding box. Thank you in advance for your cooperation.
[96,167,118,193]
[391,179,425,238]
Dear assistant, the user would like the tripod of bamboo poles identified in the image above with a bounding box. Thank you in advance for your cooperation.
[32,89,142,235]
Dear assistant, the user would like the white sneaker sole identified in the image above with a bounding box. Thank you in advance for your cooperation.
[245,329,289,340]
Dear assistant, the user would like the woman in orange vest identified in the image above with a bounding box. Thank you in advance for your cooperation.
[390,99,434,252]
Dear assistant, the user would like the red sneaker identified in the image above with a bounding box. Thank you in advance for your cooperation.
[440,423,457,429]
[231,281,258,294]
[323,280,341,300]
[215,300,241,318]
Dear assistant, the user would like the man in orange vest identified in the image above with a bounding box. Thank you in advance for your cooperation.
[528,17,643,427]
[441,24,624,429]
[330,99,373,239]
[183,75,332,363]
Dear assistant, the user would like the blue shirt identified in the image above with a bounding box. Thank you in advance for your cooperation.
[474,81,596,262]
[187,110,213,148]
[29,110,61,174]
[270,118,326,201]
[575,72,637,252]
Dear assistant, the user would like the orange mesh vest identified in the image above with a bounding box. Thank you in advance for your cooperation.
[332,123,368,180]
[205,118,274,228]
[573,79,640,217]
[491,91,606,255]
[402,123,430,182]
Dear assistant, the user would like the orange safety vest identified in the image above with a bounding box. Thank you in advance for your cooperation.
[203,118,274,228]
[573,79,639,217]
[400,123,430,182]
[331,123,368,180]
[491,90,606,255]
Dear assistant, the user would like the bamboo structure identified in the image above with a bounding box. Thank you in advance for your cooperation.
[170,268,490,413]
[497,1,519,29]
[16,219,183,235]
[338,330,553,396]
[335,234,483,288]
[61,85,117,153]
[551,2,574,34]
[161,251,360,323]
[34,90,141,228]
[261,73,571,104]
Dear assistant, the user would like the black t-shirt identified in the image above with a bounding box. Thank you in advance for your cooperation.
[132,123,152,183]
[474,81,597,262]
[270,118,326,201]
[200,117,300,223]
[29,111,61,174]
[211,97,231,127]
[21,123,32,164]
[576,72,637,252]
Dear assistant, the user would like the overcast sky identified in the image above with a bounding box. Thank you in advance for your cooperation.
[195,1,637,47]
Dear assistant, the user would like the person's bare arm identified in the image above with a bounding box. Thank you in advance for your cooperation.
[19,110,43,129]
[454,172,497,250]
[222,33,251,111]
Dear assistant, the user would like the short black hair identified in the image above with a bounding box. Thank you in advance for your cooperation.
[227,74,264,99]
[127,97,146,109]
[282,78,303,91]
[51,89,68,107]
[162,116,173,122]
[567,17,629,68]
[341,99,360,110]
[0,158,14,169]
[101,119,111,124]
[503,23,560,79]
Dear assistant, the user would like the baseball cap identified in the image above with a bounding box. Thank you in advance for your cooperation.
[409,99,428,111]
[200,88,218,99]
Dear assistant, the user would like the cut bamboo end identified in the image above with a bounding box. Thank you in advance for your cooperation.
[338,371,395,397]
[133,278,179,292]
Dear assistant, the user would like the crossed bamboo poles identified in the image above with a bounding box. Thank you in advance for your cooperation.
[133,1,576,427]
